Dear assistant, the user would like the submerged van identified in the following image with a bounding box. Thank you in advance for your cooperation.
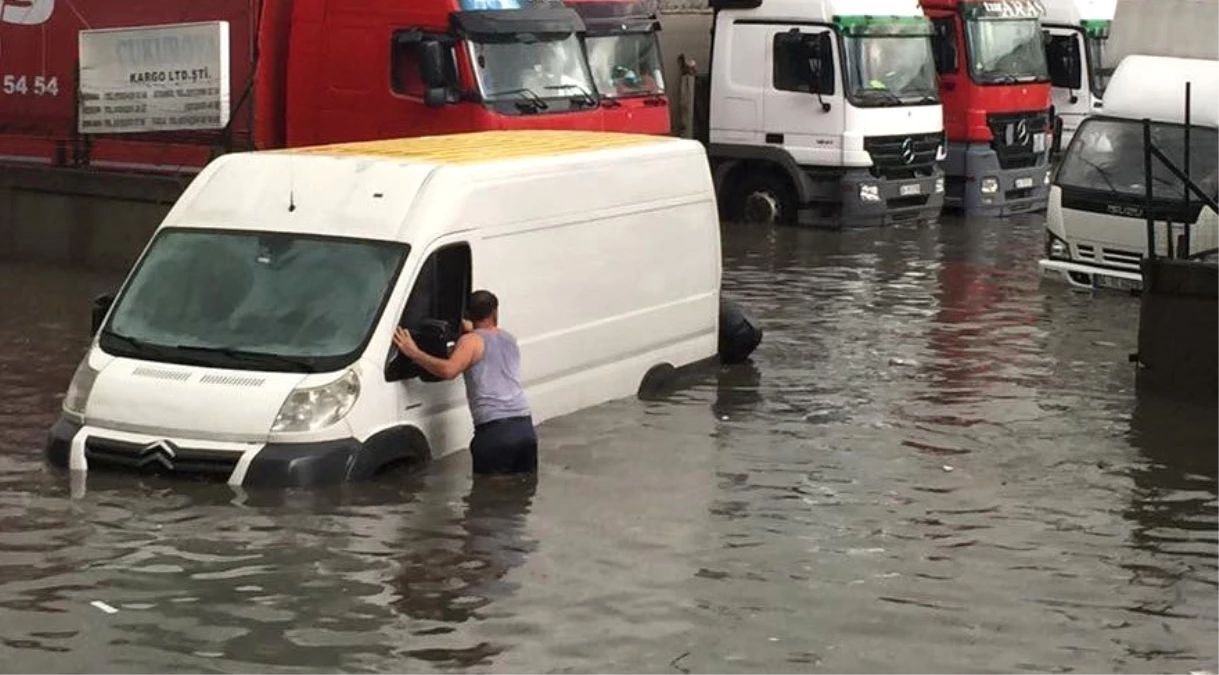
[47,131,737,487]
[1039,55,1218,291]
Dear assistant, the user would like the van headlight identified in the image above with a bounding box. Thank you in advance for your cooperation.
[62,358,99,420]
[272,369,360,433]
[1047,231,1071,261]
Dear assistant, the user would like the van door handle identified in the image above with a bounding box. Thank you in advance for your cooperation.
[765,133,784,144]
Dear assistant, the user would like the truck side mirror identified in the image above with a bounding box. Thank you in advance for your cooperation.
[418,40,447,90]
[933,22,958,73]
[814,32,835,95]
[91,292,115,336]
[1047,35,1083,91]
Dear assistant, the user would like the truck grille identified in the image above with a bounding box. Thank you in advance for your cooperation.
[84,437,240,480]
[863,132,943,180]
[987,111,1049,170]
[1075,243,1142,271]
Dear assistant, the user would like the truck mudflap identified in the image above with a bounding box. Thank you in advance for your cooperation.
[1038,258,1143,292]
[798,168,945,229]
[944,143,1052,217]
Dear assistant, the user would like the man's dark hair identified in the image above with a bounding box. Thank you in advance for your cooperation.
[467,290,499,322]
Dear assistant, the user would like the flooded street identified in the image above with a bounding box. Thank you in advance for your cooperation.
[1,215,1215,673]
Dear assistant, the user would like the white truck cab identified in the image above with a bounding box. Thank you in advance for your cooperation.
[1039,55,1218,292]
[47,131,746,488]
[694,0,947,228]
[1042,0,1117,153]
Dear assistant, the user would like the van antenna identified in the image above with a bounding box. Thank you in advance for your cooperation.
[288,155,297,213]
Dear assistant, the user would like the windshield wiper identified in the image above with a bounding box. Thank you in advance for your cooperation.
[174,344,318,373]
[102,331,175,358]
[984,72,1019,84]
[855,89,904,106]
[545,84,597,108]
[486,88,549,113]
[1075,155,1122,194]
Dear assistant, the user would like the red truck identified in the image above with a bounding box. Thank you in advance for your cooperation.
[920,0,1054,216]
[564,0,670,134]
[0,0,618,175]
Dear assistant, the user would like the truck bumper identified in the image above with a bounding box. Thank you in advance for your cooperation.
[797,167,945,228]
[1038,259,1143,292]
[944,143,1051,217]
[45,416,383,489]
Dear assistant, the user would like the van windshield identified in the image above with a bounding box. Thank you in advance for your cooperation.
[99,229,408,373]
[1056,118,1219,202]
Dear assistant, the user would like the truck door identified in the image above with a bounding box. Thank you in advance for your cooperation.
[929,14,965,138]
[761,25,845,167]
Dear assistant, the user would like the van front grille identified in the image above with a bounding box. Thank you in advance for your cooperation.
[84,437,239,480]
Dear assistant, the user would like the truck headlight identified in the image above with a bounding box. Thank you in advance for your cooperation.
[935,144,947,161]
[62,358,99,419]
[859,184,882,203]
[272,369,360,433]
[981,177,1000,194]
[1044,169,1052,185]
[935,177,945,194]
[1047,231,1071,261]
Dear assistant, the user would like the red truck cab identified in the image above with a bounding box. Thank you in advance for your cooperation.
[564,0,670,134]
[0,0,606,174]
[921,0,1053,216]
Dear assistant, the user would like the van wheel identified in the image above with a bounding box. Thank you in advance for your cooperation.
[731,171,797,226]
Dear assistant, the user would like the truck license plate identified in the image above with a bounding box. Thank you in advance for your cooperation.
[900,184,922,196]
[1015,177,1034,189]
[1094,274,1140,292]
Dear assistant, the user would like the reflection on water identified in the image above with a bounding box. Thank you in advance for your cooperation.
[1,217,1216,673]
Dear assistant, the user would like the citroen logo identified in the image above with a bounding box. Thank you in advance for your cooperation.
[900,137,916,165]
[137,440,177,470]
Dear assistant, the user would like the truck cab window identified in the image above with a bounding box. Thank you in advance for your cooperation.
[931,18,958,74]
[773,31,834,95]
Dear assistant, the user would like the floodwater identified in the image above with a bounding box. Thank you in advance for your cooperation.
[1,215,1215,673]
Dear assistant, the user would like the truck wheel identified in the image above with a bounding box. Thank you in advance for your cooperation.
[732,172,796,226]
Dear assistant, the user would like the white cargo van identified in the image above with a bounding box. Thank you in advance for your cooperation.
[47,131,729,487]
[1039,55,1218,291]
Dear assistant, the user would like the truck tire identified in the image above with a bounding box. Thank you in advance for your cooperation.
[730,169,797,226]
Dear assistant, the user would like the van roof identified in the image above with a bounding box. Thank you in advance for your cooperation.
[1103,55,1219,127]
[284,130,683,166]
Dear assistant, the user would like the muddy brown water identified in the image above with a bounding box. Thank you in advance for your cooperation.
[1,215,1215,673]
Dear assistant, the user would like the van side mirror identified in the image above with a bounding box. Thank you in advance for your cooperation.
[91,292,115,336]
[385,318,455,383]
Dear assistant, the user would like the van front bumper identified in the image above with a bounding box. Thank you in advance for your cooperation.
[45,416,378,488]
[1038,259,1143,292]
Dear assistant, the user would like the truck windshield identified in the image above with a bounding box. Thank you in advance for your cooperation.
[1085,35,1112,97]
[844,35,939,106]
[966,19,1050,83]
[99,229,408,373]
[585,32,665,98]
[470,34,599,113]
[1056,118,1219,202]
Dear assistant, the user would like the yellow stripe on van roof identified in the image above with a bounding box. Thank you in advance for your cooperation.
[285,130,679,166]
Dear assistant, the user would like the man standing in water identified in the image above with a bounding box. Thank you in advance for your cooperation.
[393,290,537,475]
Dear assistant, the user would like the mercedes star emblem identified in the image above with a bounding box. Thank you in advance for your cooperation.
[900,137,916,165]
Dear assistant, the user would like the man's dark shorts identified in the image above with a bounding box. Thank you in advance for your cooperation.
[470,416,538,475]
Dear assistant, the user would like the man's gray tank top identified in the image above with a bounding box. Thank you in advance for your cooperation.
[463,328,532,426]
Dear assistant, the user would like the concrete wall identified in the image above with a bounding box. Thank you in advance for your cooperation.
[1108,0,1219,62]
[0,166,180,271]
